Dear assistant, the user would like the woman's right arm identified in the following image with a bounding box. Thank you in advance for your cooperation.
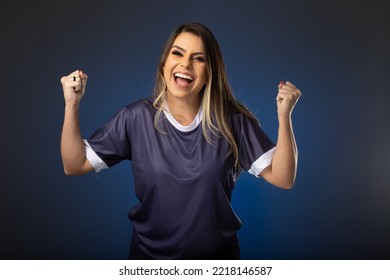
[60,70,94,175]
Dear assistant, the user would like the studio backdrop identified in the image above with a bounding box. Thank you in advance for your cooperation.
[1,0,389,259]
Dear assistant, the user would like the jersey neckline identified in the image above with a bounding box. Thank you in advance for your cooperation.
[163,102,203,132]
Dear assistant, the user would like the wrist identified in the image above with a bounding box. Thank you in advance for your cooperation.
[277,112,292,124]
[65,100,80,111]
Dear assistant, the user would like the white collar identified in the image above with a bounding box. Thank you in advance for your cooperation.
[162,101,202,132]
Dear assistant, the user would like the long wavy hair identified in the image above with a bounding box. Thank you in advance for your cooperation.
[153,22,258,169]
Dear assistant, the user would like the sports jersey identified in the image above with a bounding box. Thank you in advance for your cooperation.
[84,98,275,259]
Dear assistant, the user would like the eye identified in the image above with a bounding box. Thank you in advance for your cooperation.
[194,56,205,62]
[171,50,183,56]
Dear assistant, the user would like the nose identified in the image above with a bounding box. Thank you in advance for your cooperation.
[180,57,192,69]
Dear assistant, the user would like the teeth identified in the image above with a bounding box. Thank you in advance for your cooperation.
[174,73,194,81]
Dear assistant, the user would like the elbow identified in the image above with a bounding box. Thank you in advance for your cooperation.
[63,164,85,176]
[272,178,295,190]
[62,157,92,176]
[281,175,296,190]
[274,169,297,190]
[261,163,297,190]
[63,167,78,176]
[279,181,295,190]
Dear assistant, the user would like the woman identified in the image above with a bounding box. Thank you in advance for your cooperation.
[60,23,301,259]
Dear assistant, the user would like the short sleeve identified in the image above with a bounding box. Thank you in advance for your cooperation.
[86,106,132,169]
[232,113,276,177]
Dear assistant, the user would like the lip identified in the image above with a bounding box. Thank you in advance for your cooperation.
[173,71,195,89]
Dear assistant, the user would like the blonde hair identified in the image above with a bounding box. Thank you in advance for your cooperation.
[153,23,258,169]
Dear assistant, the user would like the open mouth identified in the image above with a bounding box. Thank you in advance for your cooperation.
[174,72,194,87]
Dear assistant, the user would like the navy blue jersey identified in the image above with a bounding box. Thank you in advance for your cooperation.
[85,98,275,259]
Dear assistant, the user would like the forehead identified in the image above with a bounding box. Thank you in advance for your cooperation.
[172,32,205,52]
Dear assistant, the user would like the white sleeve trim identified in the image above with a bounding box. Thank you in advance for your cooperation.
[247,147,276,178]
[83,139,108,173]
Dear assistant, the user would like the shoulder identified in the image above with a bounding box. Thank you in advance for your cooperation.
[226,100,259,125]
[124,97,154,112]
[228,109,260,132]
[227,107,271,146]
[102,97,155,127]
[115,97,155,119]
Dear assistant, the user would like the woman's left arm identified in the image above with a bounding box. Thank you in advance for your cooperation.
[261,81,301,189]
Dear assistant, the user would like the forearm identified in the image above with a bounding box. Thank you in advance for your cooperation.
[263,115,298,189]
[260,81,300,189]
[61,103,91,175]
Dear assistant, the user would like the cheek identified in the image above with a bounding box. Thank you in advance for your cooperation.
[162,64,170,80]
[163,58,175,76]
[200,67,208,85]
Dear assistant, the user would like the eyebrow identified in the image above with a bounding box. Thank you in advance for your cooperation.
[172,45,205,56]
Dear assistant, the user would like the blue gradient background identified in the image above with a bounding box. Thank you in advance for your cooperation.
[1,0,389,259]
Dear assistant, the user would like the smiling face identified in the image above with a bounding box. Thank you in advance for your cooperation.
[163,32,208,103]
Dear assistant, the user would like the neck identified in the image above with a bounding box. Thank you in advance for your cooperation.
[166,95,201,126]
